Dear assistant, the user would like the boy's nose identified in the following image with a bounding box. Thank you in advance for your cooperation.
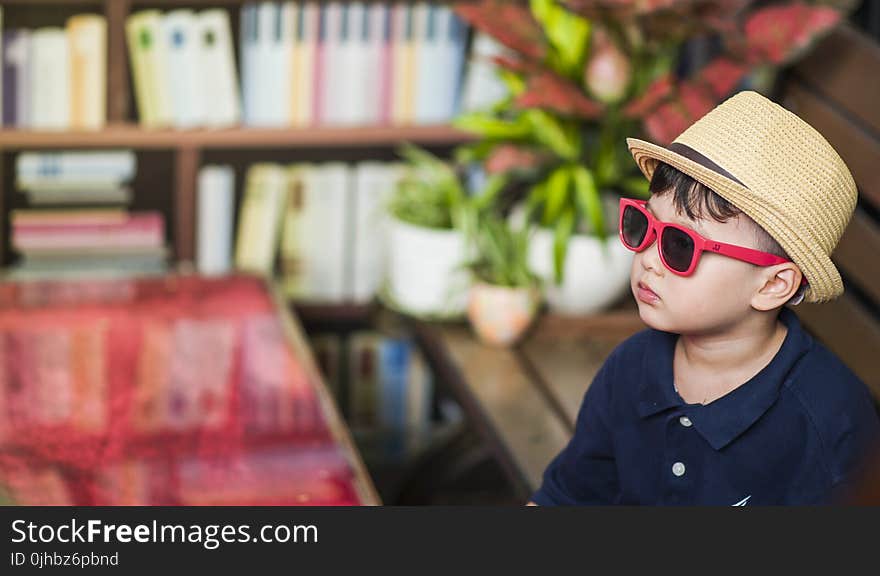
[639,235,664,275]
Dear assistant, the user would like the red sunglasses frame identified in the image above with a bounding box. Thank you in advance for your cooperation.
[618,198,804,281]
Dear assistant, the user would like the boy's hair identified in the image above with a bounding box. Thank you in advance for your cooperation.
[649,162,788,260]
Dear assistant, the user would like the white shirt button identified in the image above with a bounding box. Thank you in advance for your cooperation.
[679,416,692,427]
[672,462,686,477]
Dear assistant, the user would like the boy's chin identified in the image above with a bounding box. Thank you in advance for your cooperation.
[635,301,675,332]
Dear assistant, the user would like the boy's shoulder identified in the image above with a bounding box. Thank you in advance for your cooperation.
[783,334,877,418]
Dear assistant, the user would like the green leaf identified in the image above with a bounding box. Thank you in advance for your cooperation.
[543,166,571,226]
[474,173,509,211]
[621,176,650,199]
[524,110,578,160]
[499,69,527,97]
[553,208,575,284]
[453,113,531,139]
[530,0,591,78]
[572,165,605,238]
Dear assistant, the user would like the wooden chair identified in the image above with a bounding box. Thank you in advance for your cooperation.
[776,23,880,404]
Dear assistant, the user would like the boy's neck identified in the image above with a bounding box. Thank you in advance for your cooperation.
[675,313,787,390]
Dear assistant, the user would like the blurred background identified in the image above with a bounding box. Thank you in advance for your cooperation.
[0,0,876,506]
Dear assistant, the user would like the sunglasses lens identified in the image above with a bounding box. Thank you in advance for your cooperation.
[661,227,695,272]
[621,205,648,248]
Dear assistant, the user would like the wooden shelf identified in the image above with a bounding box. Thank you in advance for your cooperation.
[0,124,474,150]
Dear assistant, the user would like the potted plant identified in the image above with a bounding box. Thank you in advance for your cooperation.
[462,210,543,347]
[382,143,477,319]
[453,0,853,314]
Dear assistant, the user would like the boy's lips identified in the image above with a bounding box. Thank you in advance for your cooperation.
[637,281,660,303]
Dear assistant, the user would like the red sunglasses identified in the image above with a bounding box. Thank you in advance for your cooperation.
[619,197,805,281]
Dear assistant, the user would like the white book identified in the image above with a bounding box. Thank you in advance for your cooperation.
[460,33,509,113]
[250,2,278,126]
[67,14,107,130]
[293,163,350,301]
[239,3,257,124]
[266,1,295,126]
[197,9,240,127]
[163,10,203,128]
[292,2,318,126]
[412,2,441,124]
[320,2,344,125]
[16,150,136,183]
[438,8,468,121]
[196,165,235,275]
[336,2,368,125]
[351,161,403,302]
[364,3,389,125]
[30,28,70,130]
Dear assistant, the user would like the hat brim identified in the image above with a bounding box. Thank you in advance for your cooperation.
[626,137,842,303]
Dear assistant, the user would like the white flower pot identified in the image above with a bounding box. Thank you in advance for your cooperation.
[386,217,470,318]
[528,228,633,315]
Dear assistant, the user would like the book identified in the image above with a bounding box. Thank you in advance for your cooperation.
[196,165,235,276]
[67,14,107,130]
[292,2,318,126]
[163,9,203,128]
[16,150,136,185]
[390,3,416,125]
[317,2,344,125]
[23,186,133,206]
[234,164,289,276]
[460,32,509,113]
[368,3,391,125]
[30,28,71,130]
[126,10,172,127]
[351,161,402,302]
[285,163,350,301]
[197,9,241,127]
[239,3,257,125]
[2,29,30,127]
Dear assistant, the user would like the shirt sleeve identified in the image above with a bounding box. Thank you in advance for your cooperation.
[530,357,620,505]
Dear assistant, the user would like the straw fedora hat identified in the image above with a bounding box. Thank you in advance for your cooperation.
[626,90,857,303]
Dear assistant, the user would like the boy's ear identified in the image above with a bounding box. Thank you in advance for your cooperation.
[751,264,803,311]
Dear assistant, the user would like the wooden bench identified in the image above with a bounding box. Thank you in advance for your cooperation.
[414,302,645,501]
[777,23,880,403]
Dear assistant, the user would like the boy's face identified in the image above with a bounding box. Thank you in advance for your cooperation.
[629,192,770,334]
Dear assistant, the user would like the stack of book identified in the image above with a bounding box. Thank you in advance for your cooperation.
[8,150,169,280]
[125,1,469,129]
[1,13,106,130]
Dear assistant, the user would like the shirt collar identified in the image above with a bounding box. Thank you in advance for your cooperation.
[636,308,813,450]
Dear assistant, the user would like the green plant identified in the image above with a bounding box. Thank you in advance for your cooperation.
[453,0,854,283]
[389,142,509,231]
[388,143,469,230]
[463,210,542,289]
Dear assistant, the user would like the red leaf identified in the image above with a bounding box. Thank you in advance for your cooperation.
[677,83,716,121]
[485,145,544,175]
[643,101,691,145]
[744,3,841,65]
[693,57,747,99]
[515,72,604,119]
[623,73,674,118]
[455,1,546,63]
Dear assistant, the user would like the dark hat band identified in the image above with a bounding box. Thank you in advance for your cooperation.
[667,142,749,189]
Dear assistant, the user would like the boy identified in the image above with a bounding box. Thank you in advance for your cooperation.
[529,91,880,505]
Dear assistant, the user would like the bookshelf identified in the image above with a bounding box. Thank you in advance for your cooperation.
[0,0,476,266]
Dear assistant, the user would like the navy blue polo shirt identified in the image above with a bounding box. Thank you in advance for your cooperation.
[531,307,880,505]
